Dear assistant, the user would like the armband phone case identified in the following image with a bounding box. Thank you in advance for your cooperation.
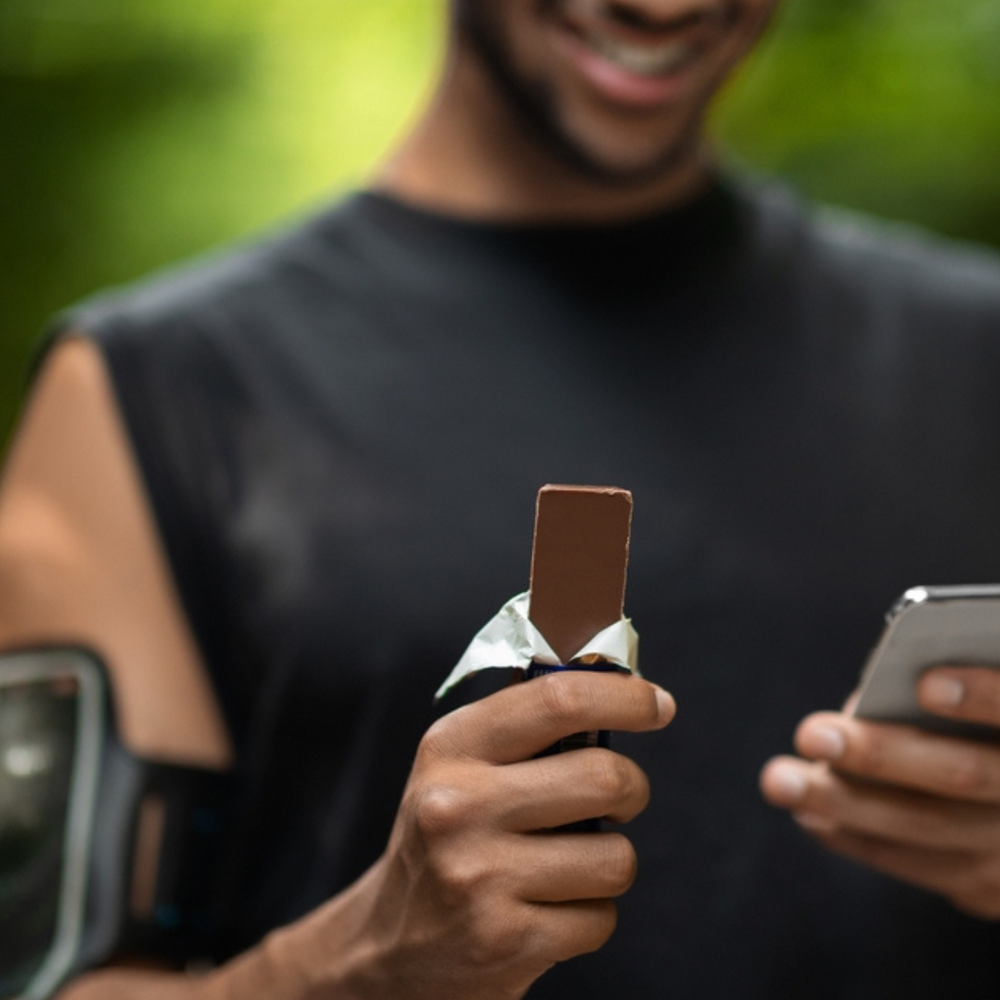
[0,647,231,999]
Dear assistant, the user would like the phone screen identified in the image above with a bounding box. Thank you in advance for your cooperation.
[0,676,80,995]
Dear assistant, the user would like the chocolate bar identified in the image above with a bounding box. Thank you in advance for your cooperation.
[526,485,634,827]
[528,485,633,663]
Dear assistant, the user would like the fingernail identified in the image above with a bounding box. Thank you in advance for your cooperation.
[767,762,808,804]
[804,724,846,762]
[655,687,676,724]
[923,674,965,709]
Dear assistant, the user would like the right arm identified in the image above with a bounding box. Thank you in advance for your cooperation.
[1,338,675,1000]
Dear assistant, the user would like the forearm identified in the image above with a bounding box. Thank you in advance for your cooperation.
[55,919,337,1000]
[56,968,215,1000]
[52,938,305,1000]
[56,863,385,1000]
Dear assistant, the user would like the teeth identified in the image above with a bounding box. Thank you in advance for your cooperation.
[584,30,695,77]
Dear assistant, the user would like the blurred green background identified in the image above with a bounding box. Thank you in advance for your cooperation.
[2,0,999,447]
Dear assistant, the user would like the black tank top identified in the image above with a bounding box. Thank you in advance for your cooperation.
[59,178,1000,997]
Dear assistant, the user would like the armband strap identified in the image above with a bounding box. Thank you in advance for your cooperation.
[0,647,232,999]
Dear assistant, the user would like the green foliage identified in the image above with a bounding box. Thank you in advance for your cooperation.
[714,0,1000,244]
[0,0,440,443]
[1,0,999,445]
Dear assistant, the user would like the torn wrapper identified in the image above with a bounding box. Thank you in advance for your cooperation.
[436,591,639,700]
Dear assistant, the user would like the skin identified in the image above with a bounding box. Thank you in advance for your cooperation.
[379,0,780,221]
[3,0,995,997]
[0,338,232,770]
[9,4,760,995]
[761,669,1000,921]
[5,338,675,1000]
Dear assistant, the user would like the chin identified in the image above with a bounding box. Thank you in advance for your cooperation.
[565,138,699,187]
[540,106,708,188]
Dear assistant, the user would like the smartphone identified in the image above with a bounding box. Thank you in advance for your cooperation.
[852,585,1000,740]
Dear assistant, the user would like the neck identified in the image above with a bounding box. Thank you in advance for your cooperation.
[374,45,714,225]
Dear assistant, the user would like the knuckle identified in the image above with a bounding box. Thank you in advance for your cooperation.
[537,673,590,728]
[467,905,533,967]
[417,716,458,763]
[437,852,490,901]
[589,751,634,802]
[603,835,639,894]
[904,805,950,846]
[549,902,618,962]
[942,751,995,797]
[850,727,889,776]
[578,900,619,955]
[412,782,473,839]
[632,766,652,813]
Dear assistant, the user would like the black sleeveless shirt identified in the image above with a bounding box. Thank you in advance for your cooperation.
[62,178,1000,997]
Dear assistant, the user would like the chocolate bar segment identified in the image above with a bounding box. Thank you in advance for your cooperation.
[528,485,632,664]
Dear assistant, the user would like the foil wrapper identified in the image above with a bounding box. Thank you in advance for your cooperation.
[437,591,639,700]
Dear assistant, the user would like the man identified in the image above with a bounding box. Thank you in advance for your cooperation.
[3,0,1000,997]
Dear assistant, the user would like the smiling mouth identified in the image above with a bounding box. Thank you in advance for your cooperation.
[581,29,698,77]
[559,1,731,80]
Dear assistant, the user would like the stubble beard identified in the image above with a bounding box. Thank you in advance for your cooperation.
[453,0,708,189]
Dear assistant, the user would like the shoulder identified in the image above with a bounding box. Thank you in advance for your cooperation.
[56,193,381,352]
[739,177,1000,319]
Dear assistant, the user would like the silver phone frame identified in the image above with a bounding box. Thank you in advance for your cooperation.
[853,585,1000,739]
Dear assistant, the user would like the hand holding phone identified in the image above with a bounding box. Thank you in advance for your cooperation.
[760,585,1000,919]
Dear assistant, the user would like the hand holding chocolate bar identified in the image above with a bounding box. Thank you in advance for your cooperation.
[305,486,675,1000]
[358,661,674,999]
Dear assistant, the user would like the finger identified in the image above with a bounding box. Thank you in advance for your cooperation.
[948,887,1000,921]
[795,823,981,901]
[516,832,638,902]
[761,755,1000,852]
[498,750,651,830]
[792,712,1000,803]
[529,899,619,962]
[424,672,674,765]
[404,749,650,847]
[919,666,1000,729]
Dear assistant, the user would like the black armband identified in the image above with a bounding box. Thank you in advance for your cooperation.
[0,648,232,999]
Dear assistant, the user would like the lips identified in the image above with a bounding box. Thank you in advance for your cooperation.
[551,1,732,107]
